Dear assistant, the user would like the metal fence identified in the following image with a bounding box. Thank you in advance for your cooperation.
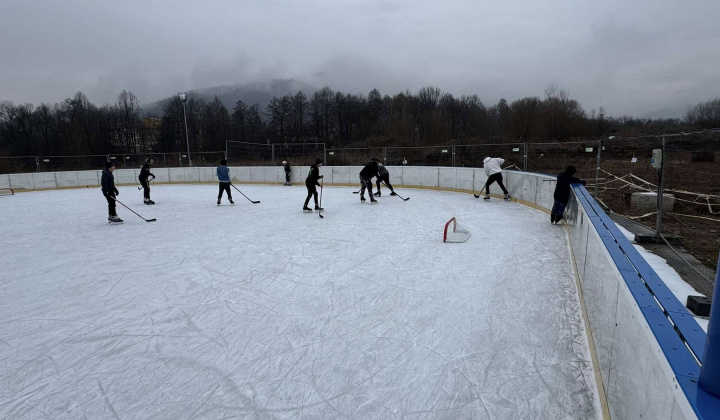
[226,141,326,166]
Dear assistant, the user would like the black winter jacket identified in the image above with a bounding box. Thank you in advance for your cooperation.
[554,172,586,204]
[101,169,119,196]
[306,164,321,186]
[139,162,155,181]
[359,161,379,179]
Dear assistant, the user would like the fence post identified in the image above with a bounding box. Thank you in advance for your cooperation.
[163,153,166,167]
[383,146,387,165]
[656,135,666,236]
[595,138,603,199]
[35,156,40,172]
[323,143,327,165]
[523,143,528,171]
[452,145,456,167]
[271,143,275,165]
[698,251,720,397]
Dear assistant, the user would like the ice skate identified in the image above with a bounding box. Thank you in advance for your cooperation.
[390,192,397,196]
[108,215,123,224]
[374,192,381,197]
[361,196,366,203]
[303,206,313,213]
[370,198,378,204]
[504,193,511,201]
[483,194,491,200]
[314,205,324,212]
[229,199,234,205]
[217,199,221,205]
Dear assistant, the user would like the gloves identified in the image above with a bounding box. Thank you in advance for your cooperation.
[114,189,119,196]
[150,175,156,181]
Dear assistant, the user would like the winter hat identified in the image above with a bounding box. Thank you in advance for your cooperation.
[282,161,287,165]
[483,157,491,164]
[315,158,323,165]
[106,161,115,169]
[565,165,577,176]
[370,158,379,162]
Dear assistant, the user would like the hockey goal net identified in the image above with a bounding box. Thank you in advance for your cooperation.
[0,188,13,196]
[443,217,471,243]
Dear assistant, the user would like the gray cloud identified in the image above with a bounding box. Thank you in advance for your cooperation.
[1,0,719,117]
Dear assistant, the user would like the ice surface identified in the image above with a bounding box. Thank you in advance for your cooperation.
[0,185,600,419]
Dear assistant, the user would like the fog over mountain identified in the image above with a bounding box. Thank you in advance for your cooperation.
[142,79,318,116]
[1,0,719,119]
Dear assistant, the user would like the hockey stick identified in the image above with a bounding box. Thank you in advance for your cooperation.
[230,183,260,204]
[381,182,409,201]
[112,197,157,222]
[318,179,324,218]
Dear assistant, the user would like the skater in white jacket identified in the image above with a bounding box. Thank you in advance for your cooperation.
[476,156,510,200]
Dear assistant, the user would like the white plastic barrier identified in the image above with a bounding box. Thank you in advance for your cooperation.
[0,174,12,189]
[77,171,100,186]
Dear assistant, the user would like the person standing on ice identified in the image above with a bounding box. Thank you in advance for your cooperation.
[551,165,586,224]
[283,161,291,186]
[303,158,324,212]
[216,159,234,205]
[476,156,510,200]
[374,162,396,197]
[101,161,122,223]
[139,157,156,205]
[359,158,380,203]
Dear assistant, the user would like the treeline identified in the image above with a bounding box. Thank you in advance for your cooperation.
[2,85,719,157]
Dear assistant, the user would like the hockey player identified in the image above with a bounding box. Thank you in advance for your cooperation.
[101,161,122,223]
[283,161,291,185]
[551,165,586,224]
[303,158,324,212]
[217,159,234,205]
[476,156,509,200]
[359,158,379,203]
[374,162,397,197]
[139,157,156,204]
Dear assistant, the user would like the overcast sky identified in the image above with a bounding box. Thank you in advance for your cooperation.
[1,0,719,118]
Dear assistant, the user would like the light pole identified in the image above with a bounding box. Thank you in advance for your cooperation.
[179,92,192,167]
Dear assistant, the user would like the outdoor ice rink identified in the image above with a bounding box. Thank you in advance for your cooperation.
[0,184,600,419]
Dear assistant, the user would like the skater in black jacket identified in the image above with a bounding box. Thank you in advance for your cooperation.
[374,163,396,197]
[101,161,122,223]
[551,165,586,224]
[139,157,156,204]
[283,161,291,185]
[303,158,324,212]
[359,158,379,203]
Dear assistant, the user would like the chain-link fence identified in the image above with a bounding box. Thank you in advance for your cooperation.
[385,146,454,166]
[454,143,525,169]
[326,147,385,166]
[226,141,272,166]
[0,156,37,173]
[37,155,109,172]
[273,143,325,166]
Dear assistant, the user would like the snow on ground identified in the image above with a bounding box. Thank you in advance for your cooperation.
[0,184,600,419]
[614,224,709,332]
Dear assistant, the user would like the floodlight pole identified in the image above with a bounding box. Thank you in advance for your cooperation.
[179,93,192,167]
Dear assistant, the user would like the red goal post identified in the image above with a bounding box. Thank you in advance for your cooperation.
[443,217,471,243]
[0,188,14,196]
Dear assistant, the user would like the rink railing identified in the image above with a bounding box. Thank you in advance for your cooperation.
[2,166,719,419]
